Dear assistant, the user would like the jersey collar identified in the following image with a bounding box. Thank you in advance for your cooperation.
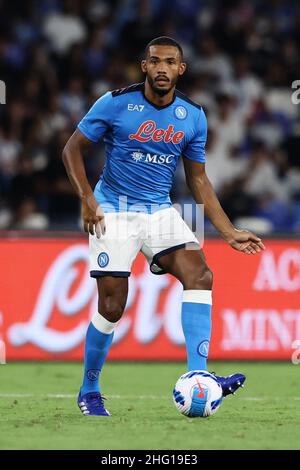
[141,82,176,110]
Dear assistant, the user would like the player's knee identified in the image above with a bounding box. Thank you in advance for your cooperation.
[100,295,125,322]
[183,266,213,290]
[202,267,213,290]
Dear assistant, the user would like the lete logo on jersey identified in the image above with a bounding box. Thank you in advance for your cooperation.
[129,120,184,144]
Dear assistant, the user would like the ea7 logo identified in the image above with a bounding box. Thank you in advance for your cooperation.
[0,80,6,104]
[128,104,144,112]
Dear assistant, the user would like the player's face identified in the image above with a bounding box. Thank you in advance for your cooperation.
[142,45,186,96]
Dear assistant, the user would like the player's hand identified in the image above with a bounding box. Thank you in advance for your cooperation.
[81,193,106,238]
[226,229,266,254]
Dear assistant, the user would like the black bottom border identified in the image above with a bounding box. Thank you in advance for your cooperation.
[0,450,299,463]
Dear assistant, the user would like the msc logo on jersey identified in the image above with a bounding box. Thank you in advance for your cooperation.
[129,120,184,144]
[131,151,174,164]
[97,252,109,268]
[128,104,145,112]
[174,105,187,120]
[131,151,144,162]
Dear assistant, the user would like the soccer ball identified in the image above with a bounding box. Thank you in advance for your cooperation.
[173,370,223,418]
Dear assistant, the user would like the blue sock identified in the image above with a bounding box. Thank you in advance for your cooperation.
[181,290,212,371]
[81,313,115,395]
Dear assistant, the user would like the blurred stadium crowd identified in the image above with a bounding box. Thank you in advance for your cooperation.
[0,0,300,233]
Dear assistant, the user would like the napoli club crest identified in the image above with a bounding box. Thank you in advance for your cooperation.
[174,105,187,120]
[198,340,209,358]
[98,252,109,268]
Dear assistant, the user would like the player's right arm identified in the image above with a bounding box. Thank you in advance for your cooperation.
[62,129,105,237]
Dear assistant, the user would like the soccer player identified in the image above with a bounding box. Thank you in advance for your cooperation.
[62,36,265,416]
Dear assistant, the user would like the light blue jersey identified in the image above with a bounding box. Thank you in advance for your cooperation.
[78,83,207,213]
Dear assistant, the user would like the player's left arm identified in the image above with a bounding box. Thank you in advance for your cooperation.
[183,158,266,254]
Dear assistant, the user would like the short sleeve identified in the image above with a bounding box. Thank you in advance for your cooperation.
[183,108,207,163]
[77,92,114,143]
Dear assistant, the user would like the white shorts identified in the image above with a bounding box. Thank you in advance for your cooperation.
[89,207,199,277]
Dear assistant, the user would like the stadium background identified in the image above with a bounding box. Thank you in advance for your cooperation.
[1,0,300,452]
[0,0,299,363]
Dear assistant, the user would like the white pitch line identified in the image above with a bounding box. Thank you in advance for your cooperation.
[0,393,169,399]
[0,393,34,398]
[1,393,300,401]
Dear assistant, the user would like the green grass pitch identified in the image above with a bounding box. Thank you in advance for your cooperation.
[0,361,299,450]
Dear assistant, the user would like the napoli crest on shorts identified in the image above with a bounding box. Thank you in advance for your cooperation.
[174,105,187,120]
[197,340,209,358]
[98,252,109,268]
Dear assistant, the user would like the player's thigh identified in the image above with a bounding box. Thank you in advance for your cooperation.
[158,246,213,289]
[96,276,129,317]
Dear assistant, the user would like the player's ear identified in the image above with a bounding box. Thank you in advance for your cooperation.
[179,62,187,76]
[141,60,147,73]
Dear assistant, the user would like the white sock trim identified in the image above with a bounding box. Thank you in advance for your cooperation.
[182,290,212,305]
[91,312,116,334]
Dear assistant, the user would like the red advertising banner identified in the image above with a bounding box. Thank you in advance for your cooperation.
[0,237,299,361]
